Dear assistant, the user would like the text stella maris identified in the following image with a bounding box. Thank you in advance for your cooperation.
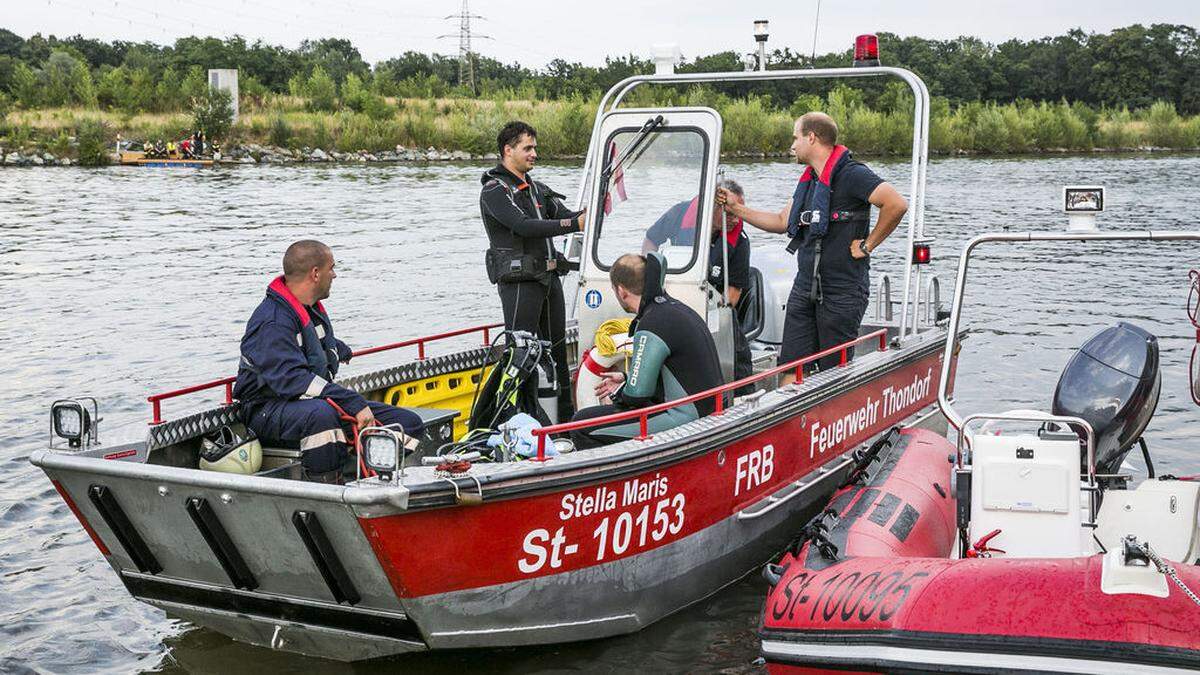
[559,473,669,521]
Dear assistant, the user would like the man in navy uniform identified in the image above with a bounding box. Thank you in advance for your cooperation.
[720,112,907,381]
[642,178,754,388]
[233,240,422,482]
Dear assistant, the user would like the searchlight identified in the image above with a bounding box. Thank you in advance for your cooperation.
[1064,185,1105,232]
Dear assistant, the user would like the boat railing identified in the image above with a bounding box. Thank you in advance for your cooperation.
[571,66,931,344]
[530,329,889,461]
[937,229,1200,436]
[918,274,941,326]
[145,322,504,425]
[873,273,893,322]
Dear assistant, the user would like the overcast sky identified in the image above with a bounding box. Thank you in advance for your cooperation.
[8,0,1198,68]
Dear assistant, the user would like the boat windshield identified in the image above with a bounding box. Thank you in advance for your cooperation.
[591,127,709,273]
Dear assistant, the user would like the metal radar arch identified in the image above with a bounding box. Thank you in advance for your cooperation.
[566,62,933,345]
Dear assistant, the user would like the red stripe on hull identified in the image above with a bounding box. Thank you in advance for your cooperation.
[51,479,111,556]
[359,354,945,598]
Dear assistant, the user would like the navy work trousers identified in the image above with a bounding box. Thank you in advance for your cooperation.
[244,399,422,475]
[779,285,869,372]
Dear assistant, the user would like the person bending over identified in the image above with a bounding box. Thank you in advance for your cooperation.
[570,252,724,449]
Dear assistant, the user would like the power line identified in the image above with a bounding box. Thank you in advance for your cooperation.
[437,0,490,93]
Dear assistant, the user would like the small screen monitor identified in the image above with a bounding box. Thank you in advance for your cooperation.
[1064,186,1104,213]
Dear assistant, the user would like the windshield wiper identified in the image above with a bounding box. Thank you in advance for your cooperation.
[601,114,665,185]
[594,115,664,229]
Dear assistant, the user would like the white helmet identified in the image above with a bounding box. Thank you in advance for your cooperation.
[199,423,263,474]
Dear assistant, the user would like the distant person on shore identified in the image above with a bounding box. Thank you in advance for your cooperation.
[718,112,907,380]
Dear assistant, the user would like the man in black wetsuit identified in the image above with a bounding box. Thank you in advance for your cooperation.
[720,112,907,381]
[642,179,754,388]
[479,121,587,418]
[570,252,725,449]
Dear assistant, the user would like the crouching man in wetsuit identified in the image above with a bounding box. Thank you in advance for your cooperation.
[233,240,423,482]
[719,112,907,383]
[570,252,725,449]
[480,121,587,418]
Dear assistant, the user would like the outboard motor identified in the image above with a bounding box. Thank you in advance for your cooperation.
[1051,322,1160,475]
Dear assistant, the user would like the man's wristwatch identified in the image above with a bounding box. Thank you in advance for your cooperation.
[858,240,871,257]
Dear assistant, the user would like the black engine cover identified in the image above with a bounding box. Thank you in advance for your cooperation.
[1052,322,1160,475]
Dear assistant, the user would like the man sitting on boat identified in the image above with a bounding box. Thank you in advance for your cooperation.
[232,239,423,482]
[569,252,725,449]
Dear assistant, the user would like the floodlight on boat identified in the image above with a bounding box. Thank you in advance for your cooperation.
[358,424,419,482]
[50,397,100,449]
[1064,185,1104,232]
[853,34,881,67]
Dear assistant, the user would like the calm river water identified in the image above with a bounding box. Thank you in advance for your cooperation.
[1,154,1197,673]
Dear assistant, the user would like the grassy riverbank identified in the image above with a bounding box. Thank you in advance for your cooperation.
[3,89,1199,162]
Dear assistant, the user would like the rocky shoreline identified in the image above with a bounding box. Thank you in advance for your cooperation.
[0,143,1196,167]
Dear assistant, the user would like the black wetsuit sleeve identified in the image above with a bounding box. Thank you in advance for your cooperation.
[481,181,580,238]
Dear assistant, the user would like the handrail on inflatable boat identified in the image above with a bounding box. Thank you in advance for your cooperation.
[145,322,505,425]
[937,229,1200,436]
[531,329,889,461]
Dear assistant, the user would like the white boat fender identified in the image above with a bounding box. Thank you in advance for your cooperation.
[575,347,629,409]
[575,319,634,410]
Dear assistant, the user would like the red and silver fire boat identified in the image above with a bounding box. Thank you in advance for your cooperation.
[32,63,956,662]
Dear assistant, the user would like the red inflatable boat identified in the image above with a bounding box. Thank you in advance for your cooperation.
[759,230,1200,674]
[760,424,1200,675]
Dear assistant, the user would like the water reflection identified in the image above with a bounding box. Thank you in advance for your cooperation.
[0,154,1196,673]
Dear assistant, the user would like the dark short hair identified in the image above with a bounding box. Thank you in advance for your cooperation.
[497,121,537,157]
[799,112,838,146]
[610,253,646,294]
[283,240,331,280]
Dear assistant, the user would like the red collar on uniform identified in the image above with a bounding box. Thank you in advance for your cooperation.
[268,276,325,327]
[680,196,744,246]
[798,145,849,186]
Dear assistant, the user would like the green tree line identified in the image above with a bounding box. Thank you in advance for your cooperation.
[0,23,1197,114]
